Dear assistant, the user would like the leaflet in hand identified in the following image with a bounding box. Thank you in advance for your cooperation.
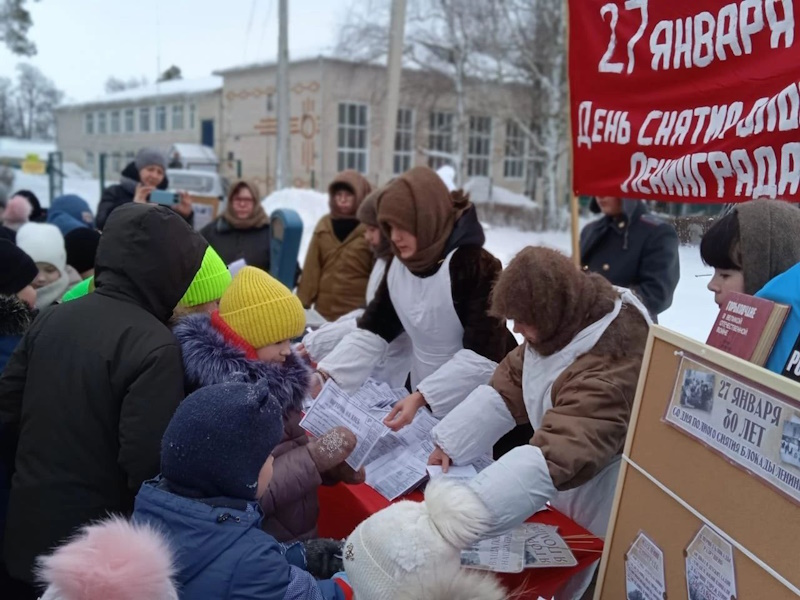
[364,410,439,501]
[299,380,389,470]
[426,464,477,480]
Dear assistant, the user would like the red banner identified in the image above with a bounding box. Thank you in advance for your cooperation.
[568,0,800,203]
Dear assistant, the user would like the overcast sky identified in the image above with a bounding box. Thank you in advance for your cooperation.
[0,0,355,102]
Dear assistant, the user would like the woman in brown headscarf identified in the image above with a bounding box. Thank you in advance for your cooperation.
[313,167,523,454]
[200,180,272,271]
[296,170,375,321]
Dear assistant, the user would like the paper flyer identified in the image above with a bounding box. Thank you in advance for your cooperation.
[300,380,388,470]
[625,532,666,600]
[685,525,737,600]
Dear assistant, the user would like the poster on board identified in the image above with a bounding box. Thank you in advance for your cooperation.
[567,0,800,203]
[684,525,737,600]
[625,532,667,600]
[664,355,800,504]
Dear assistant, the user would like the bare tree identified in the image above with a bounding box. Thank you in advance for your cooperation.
[104,75,148,94]
[486,0,568,229]
[336,0,496,186]
[14,63,63,139]
[0,0,39,56]
[0,77,17,137]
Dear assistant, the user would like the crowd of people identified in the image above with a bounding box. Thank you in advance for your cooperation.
[0,147,799,600]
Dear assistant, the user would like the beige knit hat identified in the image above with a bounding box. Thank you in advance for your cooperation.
[218,266,305,348]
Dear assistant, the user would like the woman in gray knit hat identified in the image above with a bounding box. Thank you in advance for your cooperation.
[96,147,193,230]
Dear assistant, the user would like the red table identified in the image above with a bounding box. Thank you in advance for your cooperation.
[318,483,603,599]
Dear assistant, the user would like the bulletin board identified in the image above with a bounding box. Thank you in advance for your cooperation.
[595,326,800,600]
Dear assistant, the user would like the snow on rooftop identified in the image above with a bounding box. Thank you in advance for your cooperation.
[59,76,223,109]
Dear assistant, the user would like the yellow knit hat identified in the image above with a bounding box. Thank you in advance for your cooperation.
[219,266,306,348]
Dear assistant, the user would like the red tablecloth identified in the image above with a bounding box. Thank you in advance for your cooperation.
[318,483,603,599]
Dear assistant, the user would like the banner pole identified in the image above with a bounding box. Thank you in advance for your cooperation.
[563,0,580,266]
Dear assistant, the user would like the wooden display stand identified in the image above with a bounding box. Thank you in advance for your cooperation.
[595,326,800,599]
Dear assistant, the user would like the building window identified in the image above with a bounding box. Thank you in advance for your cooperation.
[111,152,121,173]
[124,109,135,132]
[189,104,196,129]
[428,111,454,170]
[97,112,107,134]
[267,94,274,112]
[139,107,150,132]
[110,110,120,134]
[504,120,526,179]
[126,151,135,162]
[393,108,414,175]
[155,105,167,131]
[85,113,94,135]
[85,151,94,173]
[467,116,492,177]
[337,102,369,173]
[172,105,184,130]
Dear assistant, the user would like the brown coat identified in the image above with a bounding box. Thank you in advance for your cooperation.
[297,215,375,321]
[490,304,649,491]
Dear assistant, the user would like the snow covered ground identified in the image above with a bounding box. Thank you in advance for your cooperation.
[12,171,102,212]
[261,188,719,342]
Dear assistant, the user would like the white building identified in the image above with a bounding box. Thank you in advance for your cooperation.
[55,77,222,178]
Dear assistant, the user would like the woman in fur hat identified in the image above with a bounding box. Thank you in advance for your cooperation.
[700,199,800,373]
[312,167,522,453]
[429,247,651,599]
[300,189,412,388]
[173,266,364,543]
[297,170,376,321]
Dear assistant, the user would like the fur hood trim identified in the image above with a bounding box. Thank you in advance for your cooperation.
[37,517,178,600]
[0,294,36,336]
[174,312,310,413]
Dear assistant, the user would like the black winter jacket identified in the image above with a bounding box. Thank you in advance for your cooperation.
[201,216,272,272]
[0,203,206,582]
[580,199,680,318]
[96,162,193,230]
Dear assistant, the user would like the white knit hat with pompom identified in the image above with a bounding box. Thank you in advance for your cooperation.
[343,478,506,600]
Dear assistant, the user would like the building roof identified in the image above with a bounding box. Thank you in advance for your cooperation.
[58,76,223,110]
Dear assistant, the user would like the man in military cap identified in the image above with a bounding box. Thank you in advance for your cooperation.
[580,197,680,321]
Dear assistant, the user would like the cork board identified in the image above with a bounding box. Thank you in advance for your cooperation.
[595,326,800,600]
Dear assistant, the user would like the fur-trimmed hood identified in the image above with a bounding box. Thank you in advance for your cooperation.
[0,294,36,336]
[173,312,310,413]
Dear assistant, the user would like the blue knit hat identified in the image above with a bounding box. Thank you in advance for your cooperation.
[47,194,95,235]
[160,380,284,500]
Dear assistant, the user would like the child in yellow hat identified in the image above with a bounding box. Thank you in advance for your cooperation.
[173,266,363,544]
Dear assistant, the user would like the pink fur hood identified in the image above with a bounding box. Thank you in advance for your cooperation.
[36,517,178,600]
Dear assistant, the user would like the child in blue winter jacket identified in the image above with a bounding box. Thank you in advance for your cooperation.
[132,380,350,600]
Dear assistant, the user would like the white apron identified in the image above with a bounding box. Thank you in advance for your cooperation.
[387,250,464,388]
[521,289,650,600]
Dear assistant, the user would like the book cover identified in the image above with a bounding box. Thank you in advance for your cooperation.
[706,293,779,363]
